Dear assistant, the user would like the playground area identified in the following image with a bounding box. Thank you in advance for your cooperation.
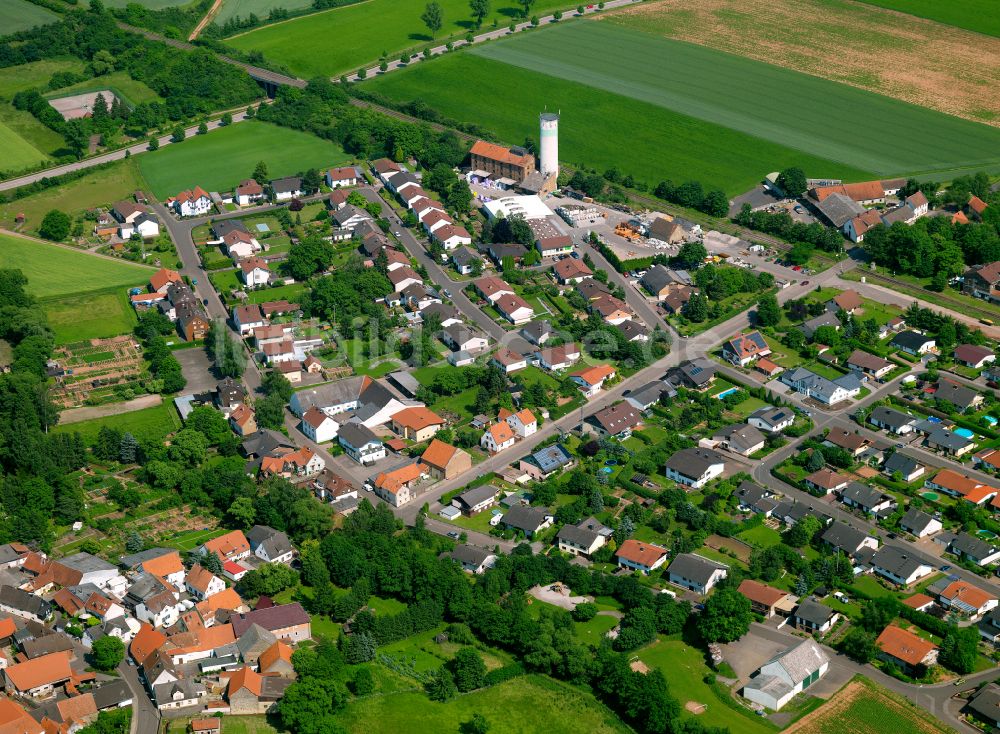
[50,336,146,408]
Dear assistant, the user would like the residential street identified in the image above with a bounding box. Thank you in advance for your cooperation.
[118,660,159,734]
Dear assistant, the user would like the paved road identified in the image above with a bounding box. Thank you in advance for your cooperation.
[359,185,509,343]
[119,660,159,734]
[343,0,642,83]
[0,111,251,193]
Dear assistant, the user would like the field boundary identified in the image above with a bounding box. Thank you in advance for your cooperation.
[0,228,157,269]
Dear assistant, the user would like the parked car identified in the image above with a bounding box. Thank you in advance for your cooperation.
[447,531,460,539]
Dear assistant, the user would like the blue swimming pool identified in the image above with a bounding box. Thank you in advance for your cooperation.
[985,416,998,426]
[954,428,974,438]
[600,467,613,474]
[715,387,739,400]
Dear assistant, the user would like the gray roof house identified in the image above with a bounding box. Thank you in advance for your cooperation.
[747,406,795,433]
[667,553,728,594]
[925,427,975,456]
[820,523,877,558]
[793,598,839,632]
[625,380,675,412]
[800,312,841,339]
[882,451,924,481]
[448,544,496,574]
[838,482,896,516]
[665,447,726,489]
[780,367,862,405]
[899,508,942,538]
[814,192,865,228]
[501,506,553,537]
[712,423,766,456]
[868,406,916,434]
[870,545,934,585]
[245,526,294,564]
[949,534,1000,566]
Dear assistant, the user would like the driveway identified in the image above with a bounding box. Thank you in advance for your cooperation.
[173,347,218,394]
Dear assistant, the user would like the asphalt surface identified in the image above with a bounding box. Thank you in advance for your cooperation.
[119,660,159,734]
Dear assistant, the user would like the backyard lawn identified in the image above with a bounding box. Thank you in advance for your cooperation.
[737,525,783,548]
[163,527,227,553]
[574,614,619,647]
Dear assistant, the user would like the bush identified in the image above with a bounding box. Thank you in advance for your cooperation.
[483,662,525,687]
[572,602,598,622]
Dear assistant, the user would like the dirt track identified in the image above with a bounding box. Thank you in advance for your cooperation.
[604,0,1000,126]
[59,394,162,425]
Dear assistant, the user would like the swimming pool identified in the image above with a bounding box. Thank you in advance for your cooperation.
[954,427,974,438]
[600,467,614,474]
[985,416,998,426]
[715,387,739,400]
[921,491,940,502]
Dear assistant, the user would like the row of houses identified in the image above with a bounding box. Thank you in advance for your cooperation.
[129,268,209,341]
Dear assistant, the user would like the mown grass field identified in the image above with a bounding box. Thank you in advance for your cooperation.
[43,289,138,344]
[0,234,153,298]
[54,401,181,443]
[0,58,87,99]
[784,677,953,734]
[335,674,631,734]
[467,22,1000,178]
[101,0,192,7]
[637,637,778,734]
[216,0,314,24]
[365,47,875,194]
[0,0,59,35]
[224,0,574,77]
[138,121,349,198]
[855,0,1000,38]
[0,119,49,171]
[0,158,148,233]
[45,71,164,106]
[0,102,67,158]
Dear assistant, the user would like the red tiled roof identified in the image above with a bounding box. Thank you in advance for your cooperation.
[615,539,668,567]
[876,625,936,666]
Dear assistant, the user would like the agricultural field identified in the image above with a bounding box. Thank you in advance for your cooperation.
[855,0,1000,38]
[784,677,953,734]
[45,71,164,106]
[0,0,60,35]
[101,0,192,7]
[0,102,67,159]
[224,0,573,78]
[365,52,873,195]
[42,289,137,344]
[53,401,181,443]
[0,234,153,298]
[466,22,1000,178]
[603,0,1000,125]
[0,158,147,233]
[215,0,314,24]
[138,121,350,198]
[0,119,50,172]
[334,674,631,734]
[0,58,87,99]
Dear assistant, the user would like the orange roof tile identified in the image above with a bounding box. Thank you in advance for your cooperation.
[0,697,43,734]
[0,617,16,639]
[258,640,293,673]
[195,587,245,617]
[486,421,515,444]
[55,694,96,724]
[5,651,72,692]
[570,364,616,386]
[130,624,167,666]
[203,530,250,559]
[391,406,444,431]
[941,581,995,610]
[421,439,458,470]
[616,539,668,567]
[149,268,181,292]
[876,625,936,666]
[227,666,262,698]
[902,593,934,610]
[373,463,426,494]
[186,564,219,594]
[141,551,184,578]
[737,579,788,607]
[470,140,533,168]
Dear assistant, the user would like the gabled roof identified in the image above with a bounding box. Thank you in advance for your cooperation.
[794,597,836,626]
[616,539,668,567]
[227,666,263,698]
[485,421,515,444]
[723,331,769,359]
[870,545,927,578]
[390,406,444,431]
[848,349,892,372]
[876,624,936,665]
[738,579,788,607]
[955,344,994,364]
[203,530,250,559]
[665,447,726,479]
[821,522,871,554]
[501,505,551,533]
[900,507,937,534]
[338,423,381,449]
[890,330,933,351]
[667,553,727,584]
[6,651,72,691]
[570,363,616,387]
[589,402,641,435]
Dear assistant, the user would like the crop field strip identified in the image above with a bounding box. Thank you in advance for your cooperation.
[854,0,1000,38]
[602,0,1000,126]
[0,119,50,171]
[364,51,875,195]
[469,22,1000,177]
[223,0,575,78]
[137,120,351,198]
[215,0,316,24]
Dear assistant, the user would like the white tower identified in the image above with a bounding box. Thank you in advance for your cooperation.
[539,112,559,177]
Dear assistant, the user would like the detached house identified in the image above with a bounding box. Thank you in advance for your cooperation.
[570,364,617,397]
[963,261,1000,302]
[558,518,609,558]
[712,423,766,457]
[500,407,537,438]
[876,625,937,675]
[667,553,727,594]
[421,439,472,481]
[955,344,996,370]
[369,462,426,507]
[338,424,386,465]
[870,545,933,585]
[891,330,936,356]
[185,565,225,601]
[869,406,916,435]
[665,448,725,489]
[792,598,839,634]
[501,506,553,538]
[481,421,516,454]
[743,640,828,711]
[270,177,302,202]
[235,179,264,207]
[838,482,896,516]
[326,166,358,188]
[167,187,211,217]
[722,331,771,367]
[239,257,271,288]
[615,539,668,575]
[390,406,445,442]
[847,350,893,380]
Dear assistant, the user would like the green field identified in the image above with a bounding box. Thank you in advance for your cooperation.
[0,119,49,171]
[0,234,153,298]
[0,102,67,158]
[464,23,1000,178]
[856,0,1000,38]
[224,0,574,77]
[0,159,148,233]
[138,120,349,198]
[46,71,164,106]
[163,527,227,552]
[102,0,192,7]
[216,0,315,24]
[788,676,953,734]
[54,401,181,443]
[637,637,778,734]
[0,58,87,100]
[365,43,876,194]
[0,0,59,35]
[335,674,631,734]
[43,289,137,344]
